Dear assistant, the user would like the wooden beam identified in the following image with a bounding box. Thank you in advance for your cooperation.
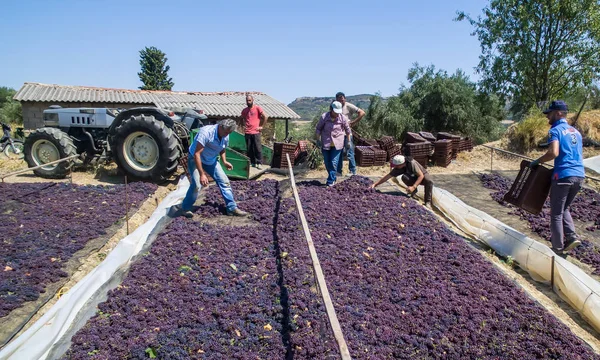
[0,154,80,181]
[285,154,352,360]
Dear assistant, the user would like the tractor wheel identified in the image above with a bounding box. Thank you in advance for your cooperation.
[111,114,180,181]
[24,128,77,178]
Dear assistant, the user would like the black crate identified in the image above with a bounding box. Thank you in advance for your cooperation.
[386,144,402,161]
[419,131,437,142]
[405,132,427,143]
[503,160,553,215]
[377,136,396,151]
[356,146,375,167]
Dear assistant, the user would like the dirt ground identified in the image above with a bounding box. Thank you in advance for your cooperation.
[2,142,600,351]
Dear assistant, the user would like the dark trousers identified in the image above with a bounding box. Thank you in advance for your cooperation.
[245,134,262,165]
[550,176,583,250]
[401,173,433,204]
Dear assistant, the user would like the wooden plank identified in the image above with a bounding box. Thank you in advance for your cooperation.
[0,154,80,181]
[285,154,352,360]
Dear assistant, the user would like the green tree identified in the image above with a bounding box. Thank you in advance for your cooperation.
[0,87,15,109]
[138,46,174,90]
[457,0,600,109]
[396,64,504,143]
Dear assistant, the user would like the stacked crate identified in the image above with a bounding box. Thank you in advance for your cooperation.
[434,140,453,167]
[437,132,461,159]
[272,142,296,168]
[459,137,474,152]
[372,147,388,166]
[386,144,402,161]
[377,136,399,161]
[404,142,433,169]
[355,146,375,167]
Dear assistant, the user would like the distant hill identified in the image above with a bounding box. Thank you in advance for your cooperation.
[288,94,375,120]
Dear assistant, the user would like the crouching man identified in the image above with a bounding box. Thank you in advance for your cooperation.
[180,119,249,217]
[370,155,434,209]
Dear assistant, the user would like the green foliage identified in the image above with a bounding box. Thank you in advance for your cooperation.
[0,87,15,109]
[390,64,504,143]
[0,87,22,125]
[288,94,374,120]
[505,107,549,153]
[457,0,600,107]
[138,46,174,91]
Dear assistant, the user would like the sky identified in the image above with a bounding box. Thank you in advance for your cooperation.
[0,0,487,104]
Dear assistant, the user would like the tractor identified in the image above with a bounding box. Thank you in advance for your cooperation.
[23,106,207,181]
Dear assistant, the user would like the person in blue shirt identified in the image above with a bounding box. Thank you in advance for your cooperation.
[530,100,584,255]
[179,119,249,218]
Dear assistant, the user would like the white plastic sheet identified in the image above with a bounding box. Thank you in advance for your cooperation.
[429,185,600,333]
[583,154,600,174]
[0,178,189,360]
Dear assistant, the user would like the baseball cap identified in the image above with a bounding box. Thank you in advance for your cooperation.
[391,155,405,166]
[331,101,343,114]
[543,100,568,114]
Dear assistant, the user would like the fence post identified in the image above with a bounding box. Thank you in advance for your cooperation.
[551,255,555,289]
[125,175,129,235]
[490,147,494,172]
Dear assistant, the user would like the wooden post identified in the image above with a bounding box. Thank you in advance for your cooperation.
[285,154,352,360]
[125,175,130,235]
[551,256,555,289]
[490,147,493,172]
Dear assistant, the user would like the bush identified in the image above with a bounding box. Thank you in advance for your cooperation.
[504,107,549,153]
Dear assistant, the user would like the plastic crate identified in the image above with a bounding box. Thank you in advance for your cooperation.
[377,136,396,150]
[274,142,296,154]
[413,155,429,169]
[372,147,387,166]
[503,160,553,215]
[272,153,296,169]
[363,139,379,147]
[386,144,402,161]
[405,132,427,143]
[355,146,375,167]
[404,142,433,156]
[419,131,437,142]
[437,132,461,141]
[293,140,310,164]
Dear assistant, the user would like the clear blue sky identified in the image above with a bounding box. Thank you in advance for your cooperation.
[0,0,486,104]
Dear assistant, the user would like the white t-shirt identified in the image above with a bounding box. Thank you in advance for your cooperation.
[342,102,360,121]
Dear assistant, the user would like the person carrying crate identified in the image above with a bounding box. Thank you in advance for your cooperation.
[530,100,584,255]
[370,155,434,209]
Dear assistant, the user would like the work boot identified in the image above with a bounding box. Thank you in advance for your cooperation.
[227,208,249,217]
[564,236,582,252]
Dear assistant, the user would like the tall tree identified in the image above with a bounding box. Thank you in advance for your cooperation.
[457,0,600,108]
[137,46,174,90]
[0,87,15,109]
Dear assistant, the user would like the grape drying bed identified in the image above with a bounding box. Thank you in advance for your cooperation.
[0,182,158,347]
[60,177,598,359]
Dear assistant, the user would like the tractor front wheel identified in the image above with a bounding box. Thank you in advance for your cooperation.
[111,114,179,181]
[24,128,77,178]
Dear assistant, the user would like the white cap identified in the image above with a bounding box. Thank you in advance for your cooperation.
[391,155,405,166]
[331,101,343,114]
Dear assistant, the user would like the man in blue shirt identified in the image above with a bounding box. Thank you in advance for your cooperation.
[530,100,584,255]
[179,119,248,217]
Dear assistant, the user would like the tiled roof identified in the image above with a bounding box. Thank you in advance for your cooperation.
[14,82,300,119]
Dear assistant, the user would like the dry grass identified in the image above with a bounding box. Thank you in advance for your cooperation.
[503,109,549,154]
[570,110,600,142]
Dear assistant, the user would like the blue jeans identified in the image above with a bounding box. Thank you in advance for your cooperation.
[322,147,343,185]
[337,136,356,174]
[182,157,237,212]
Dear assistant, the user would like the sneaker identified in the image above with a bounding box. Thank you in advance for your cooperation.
[336,172,343,178]
[256,164,262,170]
[227,208,249,217]
[424,203,432,210]
[182,210,194,218]
[564,238,582,252]
[552,247,565,257]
